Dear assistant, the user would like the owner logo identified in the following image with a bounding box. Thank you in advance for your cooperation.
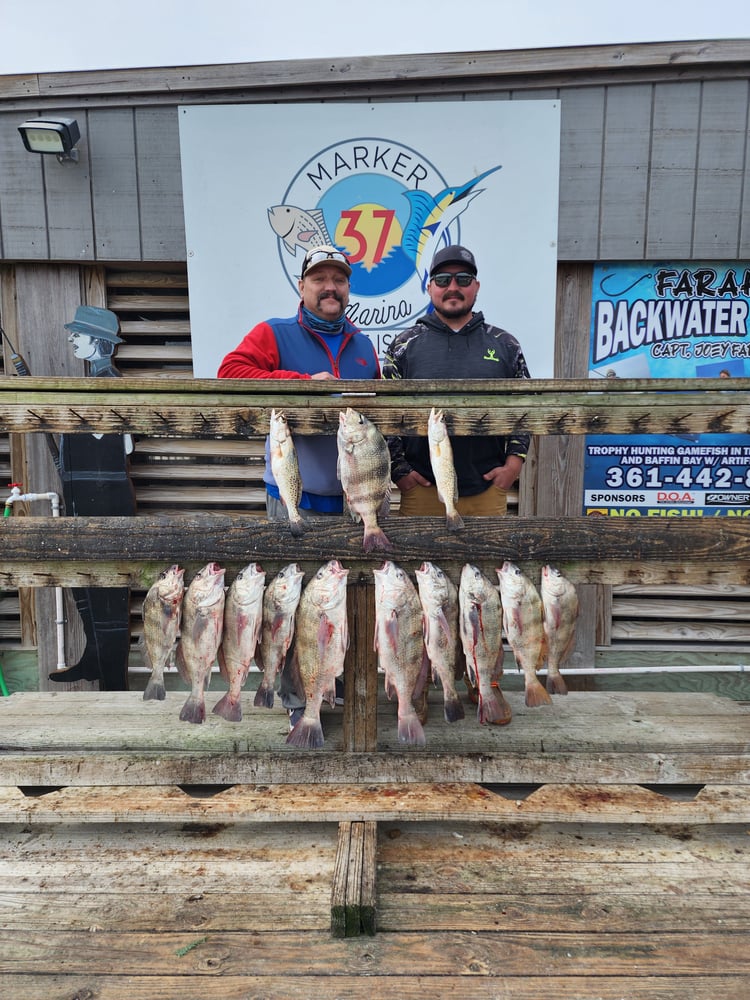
[706,492,750,505]
[267,137,501,353]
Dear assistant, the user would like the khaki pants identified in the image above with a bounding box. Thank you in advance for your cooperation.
[397,483,508,516]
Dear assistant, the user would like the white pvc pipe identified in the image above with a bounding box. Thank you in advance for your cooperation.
[4,487,67,670]
[550,664,750,676]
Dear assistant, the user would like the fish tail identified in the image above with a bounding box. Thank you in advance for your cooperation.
[253,683,275,709]
[212,692,243,722]
[362,525,393,553]
[142,678,166,702]
[443,693,465,723]
[397,711,426,746]
[478,689,513,726]
[446,510,465,531]
[179,693,206,725]
[546,672,569,696]
[288,515,305,538]
[525,678,553,708]
[286,715,325,749]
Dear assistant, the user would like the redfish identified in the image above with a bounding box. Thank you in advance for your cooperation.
[141,564,184,702]
[540,565,579,695]
[458,564,512,725]
[254,563,304,709]
[415,561,464,723]
[176,562,226,724]
[374,560,429,745]
[213,562,265,722]
[286,559,349,749]
[497,561,551,708]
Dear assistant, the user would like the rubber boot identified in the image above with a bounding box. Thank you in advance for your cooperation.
[49,587,131,690]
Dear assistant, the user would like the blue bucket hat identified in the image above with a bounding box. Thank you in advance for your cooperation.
[64,306,122,344]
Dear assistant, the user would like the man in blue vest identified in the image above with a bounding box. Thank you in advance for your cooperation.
[218,245,380,725]
[219,244,380,521]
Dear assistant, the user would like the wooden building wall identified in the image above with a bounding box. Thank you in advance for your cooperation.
[1,39,749,684]
[1,41,749,263]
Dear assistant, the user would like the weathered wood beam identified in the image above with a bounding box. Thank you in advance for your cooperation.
[0,376,749,437]
[2,40,746,104]
[1,514,749,587]
[1,783,748,826]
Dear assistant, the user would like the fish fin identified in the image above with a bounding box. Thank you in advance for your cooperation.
[397,711,426,746]
[547,604,563,630]
[216,645,229,683]
[179,694,206,725]
[446,510,465,531]
[436,608,452,643]
[288,516,305,538]
[363,525,393,553]
[401,189,439,258]
[546,673,569,696]
[212,692,242,722]
[307,209,331,239]
[286,715,325,749]
[253,682,275,708]
[174,642,191,685]
[443,694,465,723]
[478,690,513,726]
[411,647,431,701]
[286,648,305,704]
[525,679,553,708]
[384,612,400,657]
[421,613,432,647]
[142,678,166,702]
[317,613,336,659]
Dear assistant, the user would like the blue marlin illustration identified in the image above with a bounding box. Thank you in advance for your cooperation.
[401,165,502,289]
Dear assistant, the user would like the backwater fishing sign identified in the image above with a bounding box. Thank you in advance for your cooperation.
[584,262,750,518]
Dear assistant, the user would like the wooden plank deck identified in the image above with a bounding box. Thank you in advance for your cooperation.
[1,690,749,996]
[2,817,749,998]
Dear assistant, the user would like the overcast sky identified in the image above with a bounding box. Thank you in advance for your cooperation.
[2,0,749,75]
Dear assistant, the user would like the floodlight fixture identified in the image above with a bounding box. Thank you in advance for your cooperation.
[18,117,81,163]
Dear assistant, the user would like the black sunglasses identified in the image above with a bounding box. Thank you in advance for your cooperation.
[431,272,475,288]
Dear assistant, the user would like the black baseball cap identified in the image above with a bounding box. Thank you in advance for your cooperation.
[429,245,478,278]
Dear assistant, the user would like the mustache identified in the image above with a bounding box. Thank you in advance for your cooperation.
[318,291,344,304]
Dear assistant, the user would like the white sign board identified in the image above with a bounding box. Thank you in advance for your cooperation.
[179,101,560,378]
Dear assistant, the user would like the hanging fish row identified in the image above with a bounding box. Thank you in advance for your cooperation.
[271,405,463,551]
[141,559,579,746]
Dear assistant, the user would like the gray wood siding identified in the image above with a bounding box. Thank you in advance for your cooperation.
[645,82,701,258]
[693,80,749,260]
[599,84,652,259]
[0,41,748,265]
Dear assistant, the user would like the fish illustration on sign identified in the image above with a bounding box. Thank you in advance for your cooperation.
[267,204,334,256]
[401,165,501,290]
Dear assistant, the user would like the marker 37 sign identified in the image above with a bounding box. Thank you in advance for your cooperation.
[268,139,499,356]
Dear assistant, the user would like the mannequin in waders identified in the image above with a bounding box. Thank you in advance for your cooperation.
[49,306,136,690]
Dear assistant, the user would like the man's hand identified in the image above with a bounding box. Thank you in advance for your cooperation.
[483,455,523,491]
[310,371,338,380]
[396,470,432,492]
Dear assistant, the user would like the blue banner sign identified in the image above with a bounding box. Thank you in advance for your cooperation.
[585,262,750,517]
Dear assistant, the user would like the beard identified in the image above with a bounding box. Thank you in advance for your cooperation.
[433,292,474,322]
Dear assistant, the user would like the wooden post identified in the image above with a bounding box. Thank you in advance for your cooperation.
[331,820,378,937]
[344,577,378,753]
